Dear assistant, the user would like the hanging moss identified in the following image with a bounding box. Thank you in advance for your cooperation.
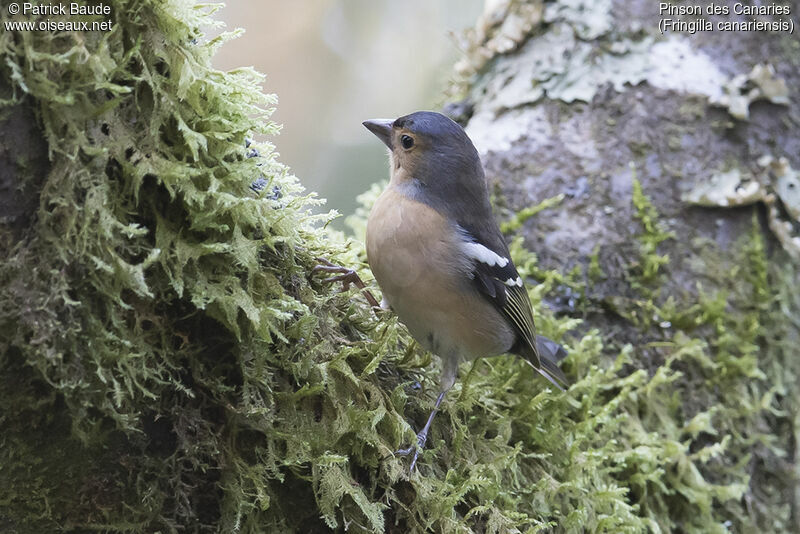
[0,2,796,533]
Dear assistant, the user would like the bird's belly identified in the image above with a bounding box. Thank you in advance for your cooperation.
[366,189,514,360]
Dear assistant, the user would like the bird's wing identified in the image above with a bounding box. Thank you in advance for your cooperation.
[457,225,568,389]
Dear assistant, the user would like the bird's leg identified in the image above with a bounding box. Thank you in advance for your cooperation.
[312,257,381,309]
[396,390,446,471]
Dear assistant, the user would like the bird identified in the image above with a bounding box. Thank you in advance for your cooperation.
[362,111,568,471]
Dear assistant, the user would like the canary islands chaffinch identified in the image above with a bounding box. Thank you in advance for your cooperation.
[363,111,568,470]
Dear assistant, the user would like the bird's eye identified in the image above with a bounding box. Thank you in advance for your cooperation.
[400,135,414,149]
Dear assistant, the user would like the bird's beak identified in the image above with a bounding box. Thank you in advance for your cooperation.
[362,118,394,149]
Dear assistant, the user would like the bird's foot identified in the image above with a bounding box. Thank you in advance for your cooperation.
[312,258,381,309]
[396,392,445,472]
[395,428,431,472]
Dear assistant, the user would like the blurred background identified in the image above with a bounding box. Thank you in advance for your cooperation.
[211,0,484,224]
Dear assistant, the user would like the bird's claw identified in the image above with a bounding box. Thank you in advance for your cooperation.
[395,429,430,472]
[395,445,415,456]
[311,258,381,309]
[312,258,358,288]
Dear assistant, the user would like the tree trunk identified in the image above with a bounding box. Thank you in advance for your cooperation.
[449,0,800,530]
[1,1,798,533]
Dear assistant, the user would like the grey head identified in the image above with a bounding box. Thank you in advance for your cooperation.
[362,111,493,226]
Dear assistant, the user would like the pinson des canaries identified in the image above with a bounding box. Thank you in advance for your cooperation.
[363,111,568,470]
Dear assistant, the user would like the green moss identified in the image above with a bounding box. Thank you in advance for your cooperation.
[630,173,675,286]
[588,244,605,282]
[500,193,565,234]
[0,2,796,533]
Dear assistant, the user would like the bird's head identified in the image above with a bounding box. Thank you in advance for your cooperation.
[362,111,483,192]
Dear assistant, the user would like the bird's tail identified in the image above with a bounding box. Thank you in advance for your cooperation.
[523,335,569,391]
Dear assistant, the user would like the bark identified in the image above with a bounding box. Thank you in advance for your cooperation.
[0,78,48,243]
[448,0,800,529]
